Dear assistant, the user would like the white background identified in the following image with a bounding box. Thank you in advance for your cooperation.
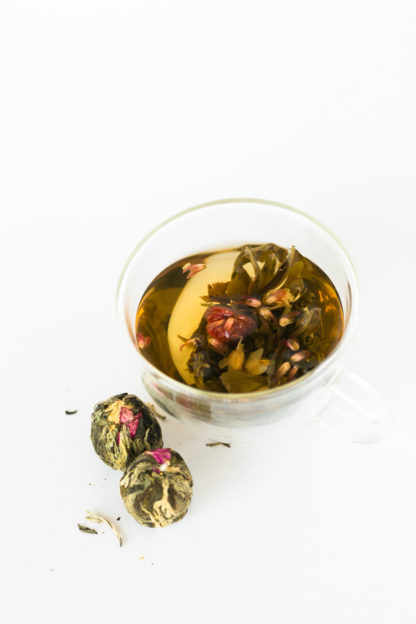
[1,1,416,623]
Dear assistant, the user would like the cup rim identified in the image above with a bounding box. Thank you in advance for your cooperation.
[116,197,359,402]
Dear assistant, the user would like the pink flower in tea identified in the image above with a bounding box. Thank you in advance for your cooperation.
[290,350,310,363]
[284,338,300,351]
[116,407,142,444]
[145,448,172,464]
[137,333,151,349]
[205,306,256,344]
[182,263,206,279]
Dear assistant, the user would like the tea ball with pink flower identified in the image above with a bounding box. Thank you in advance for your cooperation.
[90,393,163,471]
[120,448,193,527]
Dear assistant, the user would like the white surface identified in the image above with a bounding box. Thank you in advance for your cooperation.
[1,2,416,623]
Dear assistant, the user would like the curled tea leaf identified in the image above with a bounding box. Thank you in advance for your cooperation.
[231,243,286,292]
[85,511,123,547]
[292,307,322,336]
[77,523,98,535]
[206,441,231,448]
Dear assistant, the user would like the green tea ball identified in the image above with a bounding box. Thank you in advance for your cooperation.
[90,393,163,471]
[119,448,193,527]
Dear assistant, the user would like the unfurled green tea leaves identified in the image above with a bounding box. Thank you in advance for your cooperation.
[136,243,343,393]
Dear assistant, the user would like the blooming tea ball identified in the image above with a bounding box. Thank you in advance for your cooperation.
[90,393,163,471]
[119,448,193,527]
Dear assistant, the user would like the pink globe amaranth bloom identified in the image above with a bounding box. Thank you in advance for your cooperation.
[145,448,172,464]
[205,305,256,344]
[116,407,142,444]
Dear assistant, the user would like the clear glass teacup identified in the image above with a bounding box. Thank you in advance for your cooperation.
[117,198,387,444]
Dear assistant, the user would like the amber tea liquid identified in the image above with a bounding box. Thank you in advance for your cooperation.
[136,244,343,393]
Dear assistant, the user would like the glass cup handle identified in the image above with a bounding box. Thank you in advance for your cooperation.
[317,369,389,444]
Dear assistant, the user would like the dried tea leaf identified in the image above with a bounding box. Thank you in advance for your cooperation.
[85,511,123,547]
[206,441,231,448]
[65,409,78,415]
[77,523,98,535]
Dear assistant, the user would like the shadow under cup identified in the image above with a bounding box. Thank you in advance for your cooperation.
[117,199,358,441]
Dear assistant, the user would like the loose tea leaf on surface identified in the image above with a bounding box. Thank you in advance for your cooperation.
[77,523,97,534]
[65,409,77,415]
[85,511,123,547]
[206,441,231,448]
